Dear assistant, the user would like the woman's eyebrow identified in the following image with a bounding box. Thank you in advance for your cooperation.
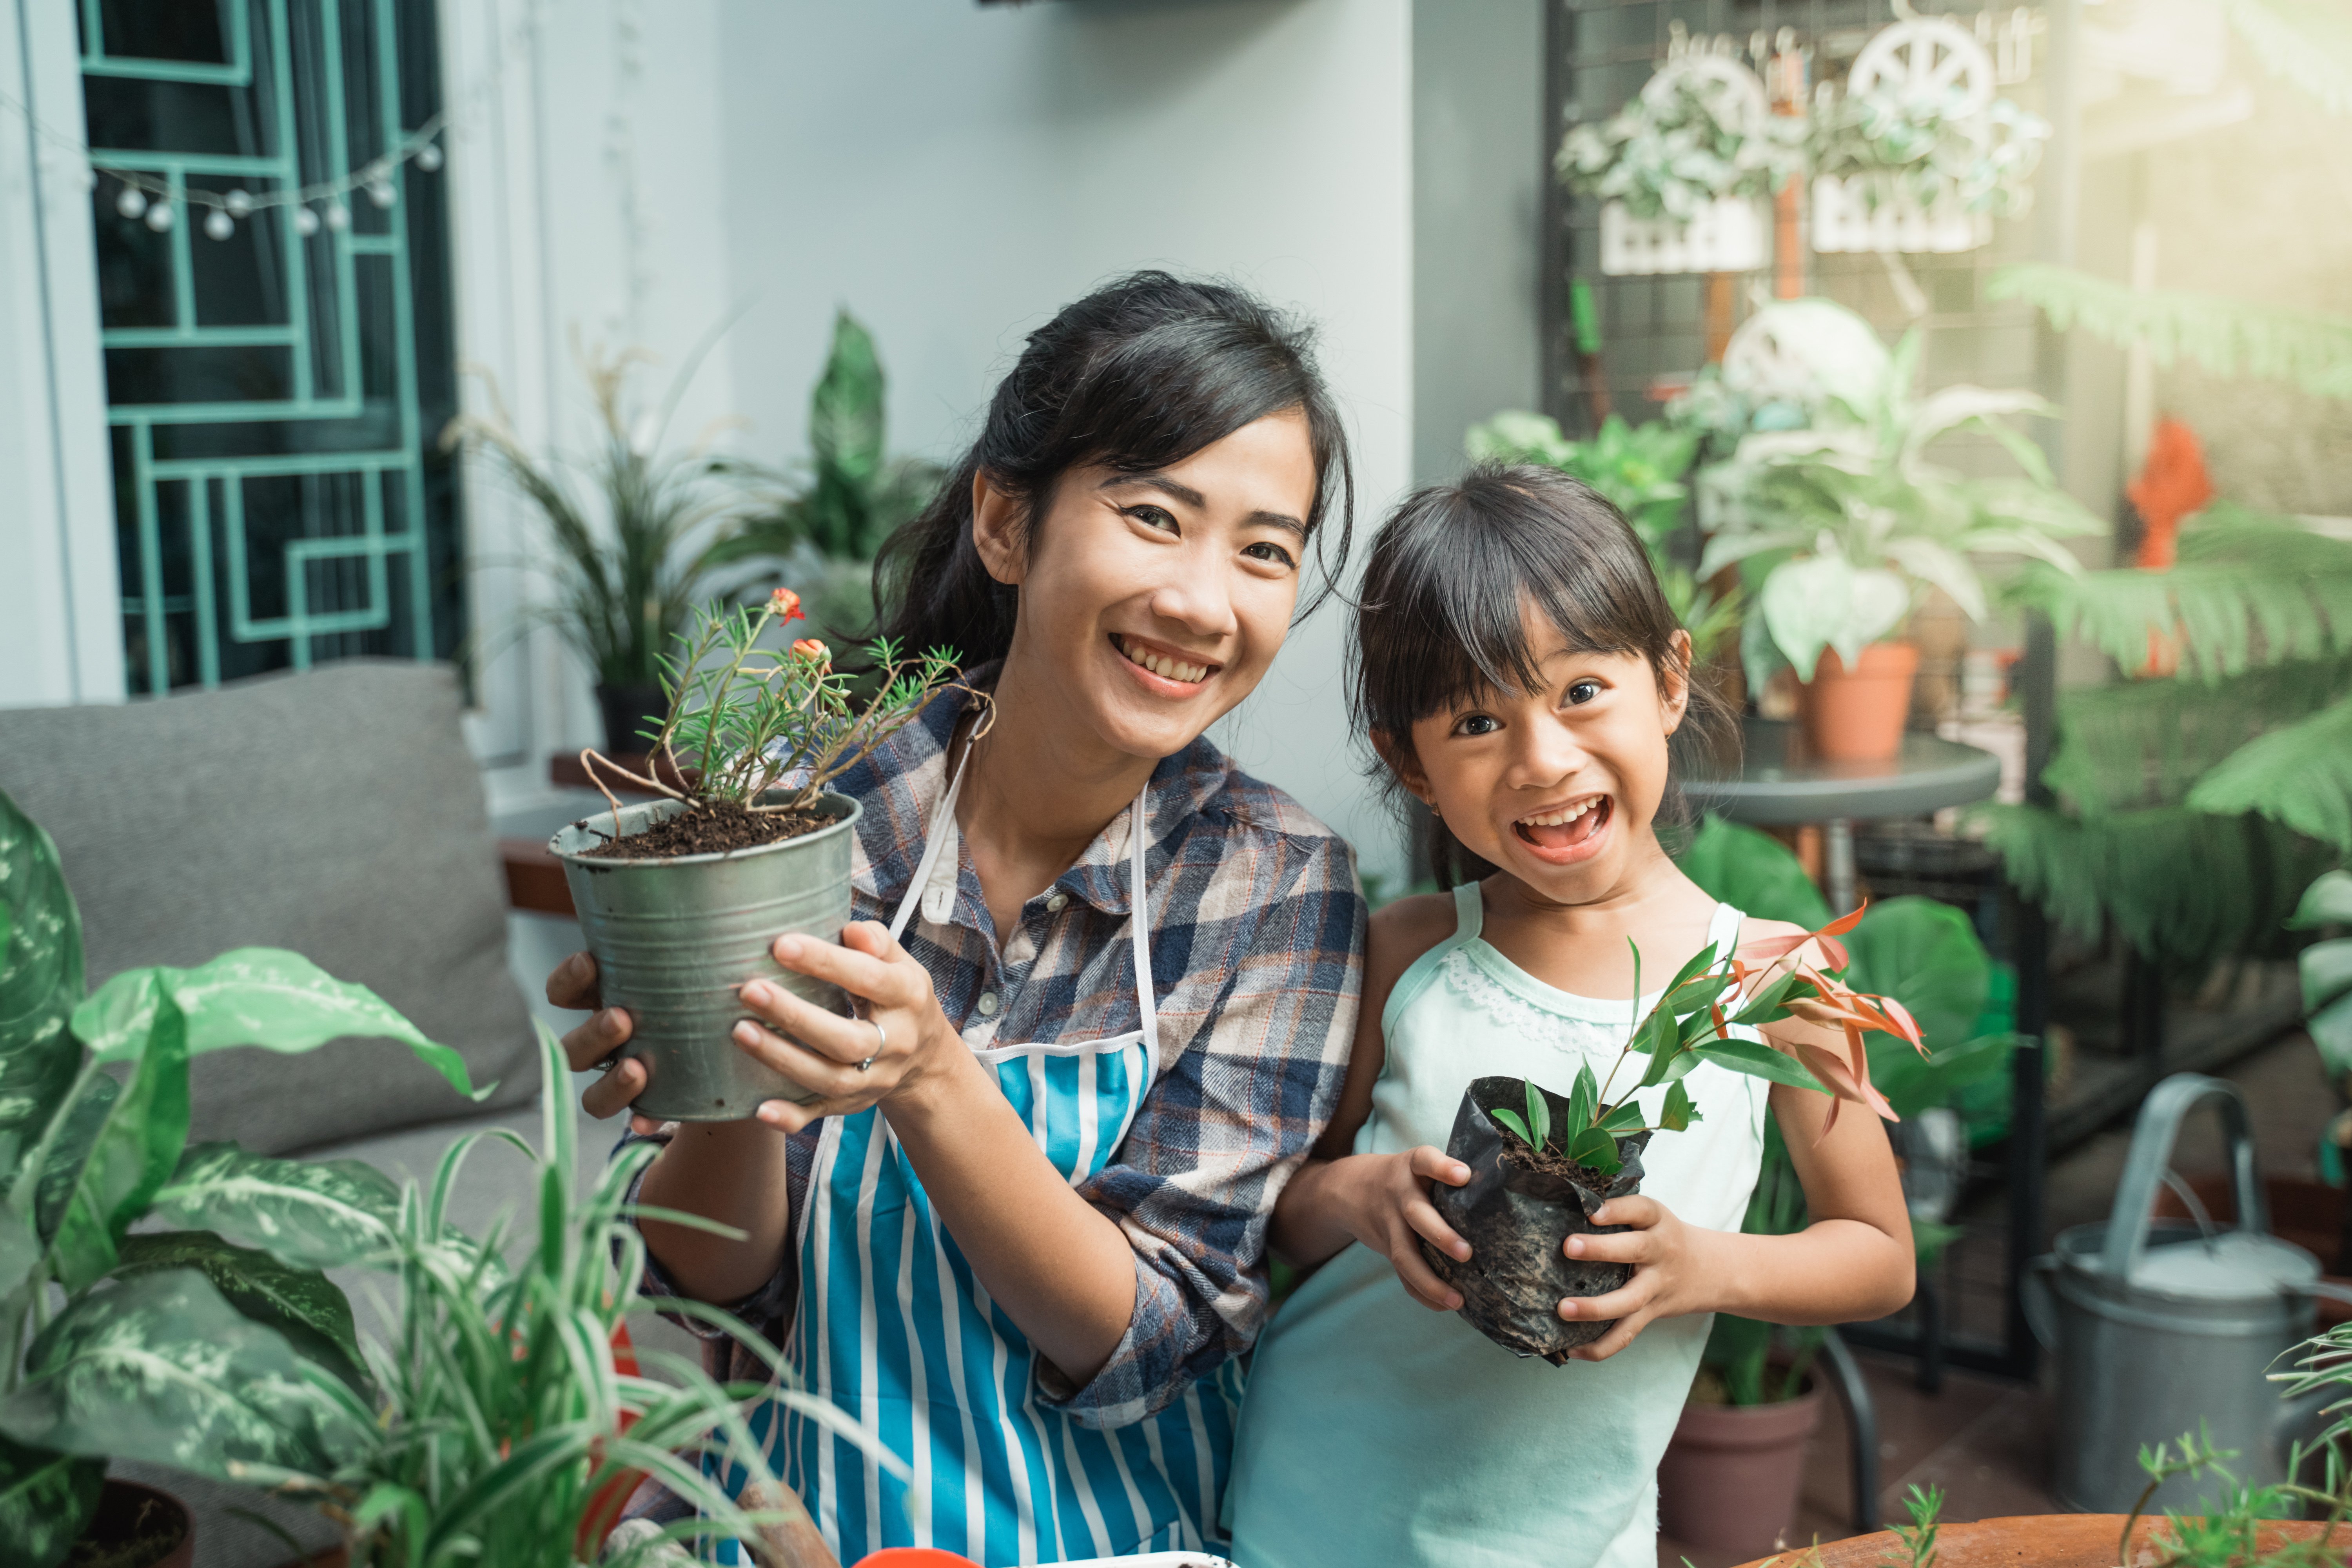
[1101,473,1306,538]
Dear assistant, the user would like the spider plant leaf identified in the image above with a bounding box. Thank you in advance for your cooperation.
[0,1267,349,1481]
[1661,1080,1702,1132]
[0,1435,102,1568]
[73,949,490,1106]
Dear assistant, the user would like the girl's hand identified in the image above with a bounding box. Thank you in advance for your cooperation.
[733,920,964,1132]
[1555,1195,1726,1361]
[547,953,663,1134]
[1335,1147,1474,1312]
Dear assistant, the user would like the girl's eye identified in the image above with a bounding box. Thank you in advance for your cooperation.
[1565,679,1603,707]
[1454,713,1501,737]
[1125,504,1179,534]
[1242,540,1297,569]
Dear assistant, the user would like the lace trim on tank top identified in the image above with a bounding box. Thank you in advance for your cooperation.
[1434,947,1639,1058]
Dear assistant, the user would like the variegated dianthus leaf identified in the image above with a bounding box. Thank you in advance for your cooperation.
[0,790,87,1181]
[114,1230,371,1395]
[72,947,490,1104]
[0,1433,103,1568]
[0,1267,351,1481]
[151,1142,401,1269]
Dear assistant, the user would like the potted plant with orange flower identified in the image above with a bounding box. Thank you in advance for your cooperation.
[548,587,965,1121]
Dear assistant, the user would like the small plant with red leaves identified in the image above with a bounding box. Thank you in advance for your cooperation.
[1488,906,1928,1178]
[580,586,964,827]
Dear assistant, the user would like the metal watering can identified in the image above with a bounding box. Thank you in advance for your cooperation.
[2027,1073,2352,1513]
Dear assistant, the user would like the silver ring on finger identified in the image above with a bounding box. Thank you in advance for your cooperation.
[857,1017,886,1073]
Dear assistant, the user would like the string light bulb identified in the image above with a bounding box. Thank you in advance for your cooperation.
[225,189,254,218]
[293,205,321,237]
[322,201,349,231]
[414,142,443,172]
[142,200,173,232]
[203,208,234,240]
[115,184,147,219]
[365,179,396,209]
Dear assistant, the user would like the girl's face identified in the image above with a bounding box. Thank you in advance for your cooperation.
[976,409,1317,763]
[1396,604,1691,902]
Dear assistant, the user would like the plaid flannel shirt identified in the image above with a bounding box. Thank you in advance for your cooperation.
[619,674,1364,1429]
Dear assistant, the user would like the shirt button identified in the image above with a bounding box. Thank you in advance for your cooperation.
[1045,892,1069,913]
[976,991,1000,1017]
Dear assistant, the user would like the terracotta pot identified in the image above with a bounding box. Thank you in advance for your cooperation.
[1657,1381,1826,1555]
[74,1479,194,1568]
[853,1553,980,1567]
[1799,642,1920,762]
[2153,1171,2352,1327]
[1730,1512,2349,1567]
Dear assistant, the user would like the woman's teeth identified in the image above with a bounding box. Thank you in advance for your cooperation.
[1118,638,1209,685]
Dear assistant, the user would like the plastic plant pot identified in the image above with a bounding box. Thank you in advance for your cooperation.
[550,791,861,1122]
[1799,641,1921,762]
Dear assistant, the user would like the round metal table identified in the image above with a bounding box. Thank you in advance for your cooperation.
[1686,719,2004,912]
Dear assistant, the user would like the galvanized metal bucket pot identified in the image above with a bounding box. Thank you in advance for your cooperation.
[2027,1073,2352,1513]
[550,793,860,1122]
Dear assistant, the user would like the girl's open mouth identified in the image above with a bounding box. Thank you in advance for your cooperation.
[1513,795,1612,861]
[1113,633,1219,694]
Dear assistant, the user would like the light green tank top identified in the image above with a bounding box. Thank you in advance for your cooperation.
[1226,884,1768,1568]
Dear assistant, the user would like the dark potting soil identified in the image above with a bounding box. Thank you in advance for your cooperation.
[66,1486,187,1568]
[579,797,831,860]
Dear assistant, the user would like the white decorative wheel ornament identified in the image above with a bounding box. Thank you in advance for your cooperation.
[1812,17,2004,255]
[1597,56,1775,277]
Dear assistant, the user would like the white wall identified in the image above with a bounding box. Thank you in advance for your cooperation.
[708,0,1417,885]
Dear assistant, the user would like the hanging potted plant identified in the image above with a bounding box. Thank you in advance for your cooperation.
[445,341,763,757]
[1807,17,2049,256]
[1555,54,1805,277]
[1424,910,1925,1362]
[1697,326,2102,761]
[549,590,965,1121]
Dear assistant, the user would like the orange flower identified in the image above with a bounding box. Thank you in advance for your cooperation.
[791,637,829,663]
[769,587,804,624]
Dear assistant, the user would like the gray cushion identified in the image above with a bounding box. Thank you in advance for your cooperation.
[0,659,537,1152]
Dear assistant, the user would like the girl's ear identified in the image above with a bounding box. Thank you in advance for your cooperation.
[1658,629,1694,737]
[1370,728,1435,807]
[971,469,1027,587]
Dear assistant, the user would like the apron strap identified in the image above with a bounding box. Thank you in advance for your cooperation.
[887,747,970,944]
[1129,784,1159,1074]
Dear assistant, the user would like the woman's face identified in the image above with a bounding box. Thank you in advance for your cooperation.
[1397,603,1691,904]
[976,408,1317,763]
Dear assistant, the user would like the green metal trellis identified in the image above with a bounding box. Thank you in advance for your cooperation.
[84,0,460,694]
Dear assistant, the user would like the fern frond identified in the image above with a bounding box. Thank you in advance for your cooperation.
[2224,0,2352,115]
[2013,507,2352,679]
[2043,655,2352,814]
[1988,264,2352,399]
[1972,802,2336,968]
[2187,691,2352,852]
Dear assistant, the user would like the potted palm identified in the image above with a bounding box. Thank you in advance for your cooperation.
[549,590,964,1120]
[1697,324,2104,761]
[445,341,762,757]
[702,310,945,650]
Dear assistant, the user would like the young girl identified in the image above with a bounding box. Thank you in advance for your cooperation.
[1224,465,1915,1568]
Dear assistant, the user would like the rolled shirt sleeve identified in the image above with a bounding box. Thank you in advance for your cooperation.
[1034,829,1365,1427]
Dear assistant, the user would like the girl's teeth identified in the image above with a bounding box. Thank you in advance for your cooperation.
[1524,800,1599,827]
[1124,640,1205,684]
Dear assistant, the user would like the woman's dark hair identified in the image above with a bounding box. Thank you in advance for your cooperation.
[872,272,1353,663]
[1350,462,1735,887]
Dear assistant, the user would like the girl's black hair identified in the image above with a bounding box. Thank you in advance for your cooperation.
[1350,462,1735,887]
[872,272,1354,665]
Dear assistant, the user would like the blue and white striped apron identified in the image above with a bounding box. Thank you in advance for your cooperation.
[710,760,1238,1565]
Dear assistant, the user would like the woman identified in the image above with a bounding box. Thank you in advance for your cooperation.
[549,273,1366,1563]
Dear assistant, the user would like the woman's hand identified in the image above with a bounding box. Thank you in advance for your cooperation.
[732,920,964,1132]
[547,953,664,1133]
[1554,1195,1729,1361]
[1330,1147,1474,1312]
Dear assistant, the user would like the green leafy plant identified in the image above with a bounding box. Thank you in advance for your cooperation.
[0,786,487,1565]
[1556,73,1806,221]
[578,586,964,831]
[1697,328,2104,691]
[1810,85,2048,216]
[444,339,760,690]
[1885,1481,1944,1568]
[1486,907,1926,1185]
[1463,410,1740,661]
[2294,872,2352,1082]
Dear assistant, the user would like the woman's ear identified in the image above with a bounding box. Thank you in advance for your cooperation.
[1659,630,1694,736]
[971,470,1027,587]
[1370,729,1435,808]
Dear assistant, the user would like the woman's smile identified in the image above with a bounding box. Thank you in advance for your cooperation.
[1112,632,1221,695]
